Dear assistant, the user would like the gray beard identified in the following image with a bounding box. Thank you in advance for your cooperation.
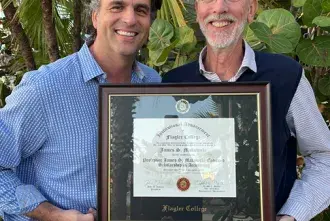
[200,20,247,49]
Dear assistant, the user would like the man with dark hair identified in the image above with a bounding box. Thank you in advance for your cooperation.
[0,0,162,220]
[163,0,330,220]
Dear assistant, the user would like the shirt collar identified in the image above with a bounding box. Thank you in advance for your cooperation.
[133,61,146,81]
[77,42,146,82]
[78,42,105,82]
[198,40,257,75]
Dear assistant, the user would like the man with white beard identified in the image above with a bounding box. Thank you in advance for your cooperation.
[162,0,330,220]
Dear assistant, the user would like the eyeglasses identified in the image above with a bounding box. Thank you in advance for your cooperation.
[197,0,242,4]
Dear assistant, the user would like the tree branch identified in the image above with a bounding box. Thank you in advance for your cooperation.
[41,0,60,62]
[3,2,36,71]
[73,0,82,52]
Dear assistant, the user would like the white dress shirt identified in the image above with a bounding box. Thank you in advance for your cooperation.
[198,41,330,221]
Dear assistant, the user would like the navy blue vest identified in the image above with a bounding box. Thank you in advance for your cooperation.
[162,51,302,212]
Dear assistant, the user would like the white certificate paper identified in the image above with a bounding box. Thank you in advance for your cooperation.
[133,118,236,198]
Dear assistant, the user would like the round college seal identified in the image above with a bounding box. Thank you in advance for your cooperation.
[175,99,190,114]
[177,177,190,191]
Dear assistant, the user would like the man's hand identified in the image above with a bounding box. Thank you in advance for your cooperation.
[87,208,97,219]
[53,209,95,221]
[25,202,95,221]
[276,215,295,221]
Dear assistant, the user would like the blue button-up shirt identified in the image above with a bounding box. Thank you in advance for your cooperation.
[0,43,161,220]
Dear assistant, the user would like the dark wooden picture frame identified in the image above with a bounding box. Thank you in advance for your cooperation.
[98,83,274,221]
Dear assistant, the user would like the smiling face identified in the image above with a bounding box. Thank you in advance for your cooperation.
[92,0,151,57]
[195,0,257,50]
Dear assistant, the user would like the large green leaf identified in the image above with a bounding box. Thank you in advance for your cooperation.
[322,0,330,12]
[245,26,264,50]
[292,0,307,7]
[249,22,294,53]
[256,9,301,49]
[148,49,167,66]
[148,19,174,51]
[174,26,196,52]
[303,0,323,26]
[296,36,330,67]
[313,15,330,33]
[318,75,330,96]
[148,43,175,66]
[313,16,330,27]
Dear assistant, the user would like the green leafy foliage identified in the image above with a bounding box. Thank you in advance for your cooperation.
[250,21,294,53]
[148,19,174,51]
[296,37,330,67]
[174,26,196,51]
[149,42,175,66]
[147,0,202,73]
[313,16,330,27]
[256,8,301,50]
[322,0,330,12]
[302,0,324,26]
[18,0,73,60]
[147,15,199,72]
[292,0,307,7]
[319,75,330,96]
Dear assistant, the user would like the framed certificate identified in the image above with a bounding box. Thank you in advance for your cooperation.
[98,83,274,221]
